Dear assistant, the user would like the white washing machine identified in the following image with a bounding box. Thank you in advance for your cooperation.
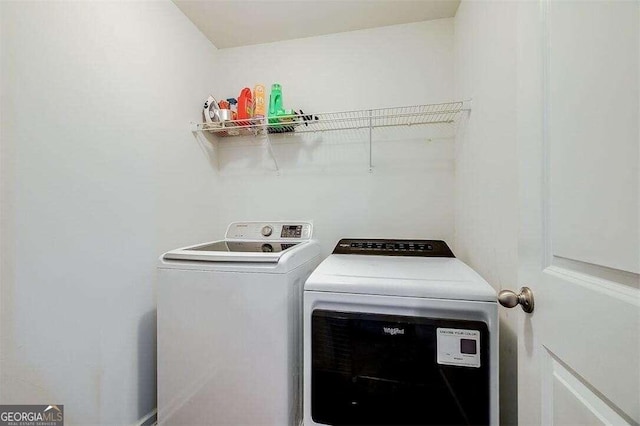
[158,221,321,426]
[304,239,498,426]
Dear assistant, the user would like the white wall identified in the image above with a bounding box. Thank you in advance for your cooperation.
[453,2,519,424]
[208,19,456,255]
[0,2,220,424]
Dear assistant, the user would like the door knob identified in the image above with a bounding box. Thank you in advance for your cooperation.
[498,287,534,313]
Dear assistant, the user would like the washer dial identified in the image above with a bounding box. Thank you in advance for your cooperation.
[261,225,273,237]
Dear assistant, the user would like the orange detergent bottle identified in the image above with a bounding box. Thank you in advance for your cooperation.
[237,87,253,126]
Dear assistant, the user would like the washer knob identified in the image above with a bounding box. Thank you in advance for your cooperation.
[261,225,273,237]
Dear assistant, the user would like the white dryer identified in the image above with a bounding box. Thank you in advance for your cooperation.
[158,221,321,425]
[304,239,498,426]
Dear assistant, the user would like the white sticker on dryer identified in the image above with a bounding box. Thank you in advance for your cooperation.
[437,328,480,368]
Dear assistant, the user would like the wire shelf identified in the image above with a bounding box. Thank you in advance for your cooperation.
[192,101,466,136]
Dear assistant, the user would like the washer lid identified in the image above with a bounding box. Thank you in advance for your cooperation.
[305,255,497,302]
[163,240,304,263]
[162,221,314,263]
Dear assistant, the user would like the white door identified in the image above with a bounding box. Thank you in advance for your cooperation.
[514,1,639,425]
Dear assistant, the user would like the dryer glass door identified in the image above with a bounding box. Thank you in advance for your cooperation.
[311,310,490,425]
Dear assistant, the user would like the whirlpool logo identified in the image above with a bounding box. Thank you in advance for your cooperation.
[383,327,405,336]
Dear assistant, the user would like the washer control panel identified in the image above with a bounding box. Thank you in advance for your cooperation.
[226,221,312,241]
[280,225,303,238]
[332,239,454,257]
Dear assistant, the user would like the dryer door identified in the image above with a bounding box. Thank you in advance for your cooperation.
[311,310,490,425]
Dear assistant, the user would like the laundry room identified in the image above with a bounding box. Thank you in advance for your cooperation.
[1,1,638,426]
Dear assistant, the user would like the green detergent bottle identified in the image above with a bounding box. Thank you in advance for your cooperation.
[269,83,299,133]
[268,83,284,126]
[268,83,297,132]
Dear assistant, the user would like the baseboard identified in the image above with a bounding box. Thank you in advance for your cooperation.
[134,408,157,426]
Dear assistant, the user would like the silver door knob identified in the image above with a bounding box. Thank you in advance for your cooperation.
[498,287,534,313]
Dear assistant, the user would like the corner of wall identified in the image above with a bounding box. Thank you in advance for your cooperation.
[452,2,520,424]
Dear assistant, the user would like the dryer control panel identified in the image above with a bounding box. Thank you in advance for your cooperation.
[332,239,454,257]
